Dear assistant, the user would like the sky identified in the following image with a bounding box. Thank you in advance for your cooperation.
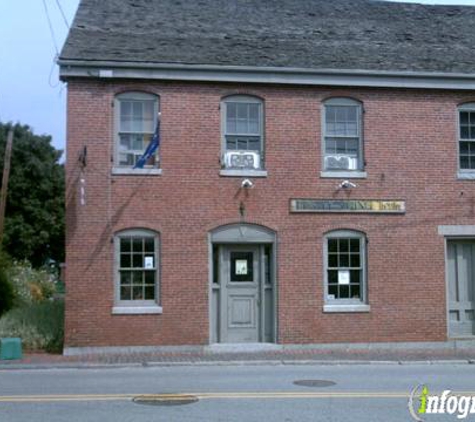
[0,0,474,154]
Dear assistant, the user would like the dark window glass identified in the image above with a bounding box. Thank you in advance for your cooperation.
[339,239,349,253]
[120,271,132,285]
[350,238,359,252]
[460,112,469,124]
[120,254,131,268]
[328,270,338,284]
[121,238,131,252]
[131,271,142,284]
[351,284,360,299]
[120,286,131,300]
[144,238,154,252]
[339,285,350,299]
[460,142,469,154]
[328,239,338,253]
[144,271,155,285]
[460,156,469,169]
[265,246,272,285]
[328,254,338,268]
[132,238,142,252]
[133,286,143,300]
[144,286,155,300]
[213,246,219,285]
[350,254,360,267]
[132,254,142,268]
[350,270,361,284]
[339,254,349,267]
[461,126,470,139]
[328,284,338,297]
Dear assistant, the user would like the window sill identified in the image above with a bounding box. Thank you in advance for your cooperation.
[457,171,475,180]
[220,169,268,177]
[320,171,367,179]
[112,306,163,315]
[112,168,162,176]
[323,304,370,313]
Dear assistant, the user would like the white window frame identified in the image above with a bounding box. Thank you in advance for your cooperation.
[321,98,366,179]
[112,229,162,314]
[220,95,267,177]
[113,92,161,176]
[323,230,370,313]
[457,102,475,179]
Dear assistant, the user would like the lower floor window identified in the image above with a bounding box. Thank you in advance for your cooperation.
[115,229,158,305]
[324,230,366,304]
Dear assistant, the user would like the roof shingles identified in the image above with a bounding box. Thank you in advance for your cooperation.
[60,0,475,74]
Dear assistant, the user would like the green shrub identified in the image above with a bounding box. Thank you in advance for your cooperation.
[0,254,14,317]
[7,260,56,306]
[0,300,64,353]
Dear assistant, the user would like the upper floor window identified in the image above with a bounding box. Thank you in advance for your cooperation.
[323,230,368,309]
[114,229,160,310]
[459,103,475,173]
[323,98,363,173]
[221,95,264,171]
[114,92,159,170]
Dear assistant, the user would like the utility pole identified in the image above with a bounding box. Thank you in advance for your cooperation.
[0,129,13,245]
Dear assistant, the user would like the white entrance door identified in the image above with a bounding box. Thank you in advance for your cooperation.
[220,246,260,343]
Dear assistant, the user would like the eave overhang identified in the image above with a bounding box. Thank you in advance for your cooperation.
[58,59,475,90]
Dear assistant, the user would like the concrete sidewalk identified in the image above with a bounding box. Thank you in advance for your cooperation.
[1,341,475,369]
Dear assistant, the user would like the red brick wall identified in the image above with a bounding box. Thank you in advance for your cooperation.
[65,79,475,347]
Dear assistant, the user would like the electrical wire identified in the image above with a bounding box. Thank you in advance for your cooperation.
[42,0,59,55]
[55,0,70,29]
[48,54,60,88]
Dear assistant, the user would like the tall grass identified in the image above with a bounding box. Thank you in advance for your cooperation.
[0,300,64,353]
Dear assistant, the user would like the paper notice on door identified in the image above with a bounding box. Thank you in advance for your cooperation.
[235,259,248,275]
[338,270,350,285]
[144,256,154,269]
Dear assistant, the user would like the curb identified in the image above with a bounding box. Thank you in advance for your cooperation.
[0,359,473,371]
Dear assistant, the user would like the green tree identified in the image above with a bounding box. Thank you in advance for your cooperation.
[0,252,14,316]
[0,123,64,267]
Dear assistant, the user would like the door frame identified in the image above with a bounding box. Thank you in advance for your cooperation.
[208,223,277,344]
[438,226,475,339]
[444,236,475,338]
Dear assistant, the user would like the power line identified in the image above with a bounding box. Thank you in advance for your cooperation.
[42,0,59,55]
[55,0,70,29]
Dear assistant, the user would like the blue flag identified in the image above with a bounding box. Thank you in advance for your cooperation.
[134,119,160,169]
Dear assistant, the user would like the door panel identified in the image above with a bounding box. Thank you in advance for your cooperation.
[228,295,256,327]
[448,241,475,337]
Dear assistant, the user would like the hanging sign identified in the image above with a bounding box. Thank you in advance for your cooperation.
[235,260,248,275]
[338,270,350,285]
[144,257,154,269]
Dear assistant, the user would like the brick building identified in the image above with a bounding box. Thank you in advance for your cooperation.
[59,0,475,353]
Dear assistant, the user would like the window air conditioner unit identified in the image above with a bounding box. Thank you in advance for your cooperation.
[224,151,260,170]
[325,155,357,170]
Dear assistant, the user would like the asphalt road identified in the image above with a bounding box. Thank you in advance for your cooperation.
[0,363,474,421]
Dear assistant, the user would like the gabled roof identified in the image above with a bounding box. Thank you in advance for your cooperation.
[61,0,475,74]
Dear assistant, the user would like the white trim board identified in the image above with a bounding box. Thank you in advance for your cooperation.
[58,61,475,90]
[438,226,475,237]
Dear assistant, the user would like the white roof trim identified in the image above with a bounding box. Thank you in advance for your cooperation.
[58,60,475,90]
